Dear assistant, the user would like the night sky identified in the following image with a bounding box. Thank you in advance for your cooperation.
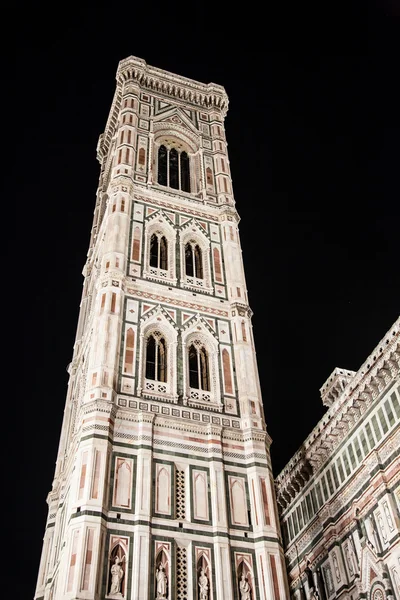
[12,3,400,599]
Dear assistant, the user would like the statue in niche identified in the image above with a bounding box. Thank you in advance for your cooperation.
[156,563,168,599]
[305,561,315,591]
[239,573,251,600]
[364,514,379,550]
[344,544,354,576]
[332,552,341,583]
[316,568,326,600]
[369,515,381,551]
[305,561,320,599]
[198,568,209,600]
[109,555,124,596]
[355,508,367,542]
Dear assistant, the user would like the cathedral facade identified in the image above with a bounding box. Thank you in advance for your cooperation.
[275,318,400,600]
[34,57,289,600]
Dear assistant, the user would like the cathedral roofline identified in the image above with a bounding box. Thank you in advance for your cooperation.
[275,316,400,500]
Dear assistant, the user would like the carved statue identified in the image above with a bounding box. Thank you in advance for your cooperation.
[344,544,354,576]
[305,561,315,591]
[156,564,168,598]
[332,552,341,583]
[364,514,378,550]
[239,573,251,600]
[109,556,124,595]
[198,568,209,600]
[355,509,367,542]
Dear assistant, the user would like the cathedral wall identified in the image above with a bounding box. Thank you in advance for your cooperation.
[276,323,400,600]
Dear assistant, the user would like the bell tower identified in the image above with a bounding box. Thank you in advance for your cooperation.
[35,56,289,600]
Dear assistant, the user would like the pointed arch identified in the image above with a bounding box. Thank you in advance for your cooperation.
[144,215,176,284]
[145,332,167,382]
[237,559,254,600]
[155,136,193,193]
[139,315,178,401]
[149,233,168,271]
[231,478,247,525]
[185,242,203,279]
[193,471,209,520]
[180,224,212,292]
[169,147,179,189]
[158,145,167,185]
[185,242,194,277]
[183,323,221,408]
[114,459,132,508]
[188,342,210,392]
[194,244,203,279]
[160,235,168,270]
[108,541,127,597]
[156,467,170,514]
[155,548,169,600]
[180,150,190,192]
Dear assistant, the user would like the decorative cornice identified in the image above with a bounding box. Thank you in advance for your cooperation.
[275,317,400,507]
[117,56,229,115]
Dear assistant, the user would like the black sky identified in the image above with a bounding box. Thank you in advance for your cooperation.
[10,2,400,598]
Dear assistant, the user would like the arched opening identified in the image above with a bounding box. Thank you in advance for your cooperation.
[155,549,169,599]
[150,234,168,271]
[169,148,179,189]
[108,544,126,597]
[194,245,203,279]
[188,342,210,391]
[158,145,167,185]
[237,561,253,600]
[145,333,167,382]
[185,242,203,279]
[181,151,190,192]
[157,143,191,192]
[197,554,211,600]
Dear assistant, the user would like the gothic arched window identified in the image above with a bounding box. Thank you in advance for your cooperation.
[185,242,203,279]
[188,342,210,391]
[180,151,190,192]
[145,333,167,382]
[157,144,191,192]
[150,234,168,270]
[158,145,168,186]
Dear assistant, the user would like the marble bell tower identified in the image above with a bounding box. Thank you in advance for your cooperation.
[35,56,290,600]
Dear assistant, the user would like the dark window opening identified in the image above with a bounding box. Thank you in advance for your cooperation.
[158,145,167,186]
[145,334,167,382]
[169,148,179,189]
[150,234,168,270]
[185,243,194,277]
[157,144,191,192]
[185,243,203,279]
[188,343,210,391]
[181,151,190,192]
